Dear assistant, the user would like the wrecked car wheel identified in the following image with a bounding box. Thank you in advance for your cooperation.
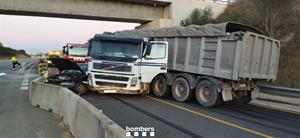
[74,83,88,95]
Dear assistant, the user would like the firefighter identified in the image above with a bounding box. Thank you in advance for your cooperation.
[10,56,22,71]
[38,57,49,82]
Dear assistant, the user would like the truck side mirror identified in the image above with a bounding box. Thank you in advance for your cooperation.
[62,46,67,54]
[143,44,152,59]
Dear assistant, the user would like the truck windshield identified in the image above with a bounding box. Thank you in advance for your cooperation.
[68,47,88,56]
[90,40,141,61]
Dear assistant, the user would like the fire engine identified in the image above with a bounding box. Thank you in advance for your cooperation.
[63,43,89,63]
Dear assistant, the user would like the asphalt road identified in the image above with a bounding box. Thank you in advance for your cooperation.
[82,92,300,138]
[8,58,298,138]
[0,59,71,137]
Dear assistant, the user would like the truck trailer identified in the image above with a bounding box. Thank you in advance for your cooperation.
[85,22,280,107]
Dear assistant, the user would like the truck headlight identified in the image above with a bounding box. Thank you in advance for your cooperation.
[131,77,138,86]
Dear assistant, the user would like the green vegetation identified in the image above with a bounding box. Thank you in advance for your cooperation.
[180,7,215,26]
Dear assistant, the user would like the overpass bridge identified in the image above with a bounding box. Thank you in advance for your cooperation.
[0,0,228,29]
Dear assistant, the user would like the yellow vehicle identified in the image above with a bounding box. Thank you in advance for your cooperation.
[48,51,63,59]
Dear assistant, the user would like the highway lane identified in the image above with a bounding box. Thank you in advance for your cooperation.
[82,92,300,138]
[12,58,297,137]
[0,59,71,137]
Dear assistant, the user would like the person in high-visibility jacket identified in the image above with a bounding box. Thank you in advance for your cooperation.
[10,56,22,71]
[38,58,48,82]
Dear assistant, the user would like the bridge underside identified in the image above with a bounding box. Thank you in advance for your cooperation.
[0,0,227,29]
[0,0,170,23]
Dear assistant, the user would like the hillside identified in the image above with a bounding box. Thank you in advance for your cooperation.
[0,42,30,59]
[216,0,300,88]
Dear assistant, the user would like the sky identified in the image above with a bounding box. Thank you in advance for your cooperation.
[0,15,139,54]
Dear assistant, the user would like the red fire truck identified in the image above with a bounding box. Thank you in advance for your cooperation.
[62,43,89,63]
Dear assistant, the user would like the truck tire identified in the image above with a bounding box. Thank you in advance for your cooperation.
[74,83,88,95]
[195,80,222,107]
[151,75,169,97]
[172,77,192,102]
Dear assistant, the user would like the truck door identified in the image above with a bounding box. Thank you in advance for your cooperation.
[140,41,168,83]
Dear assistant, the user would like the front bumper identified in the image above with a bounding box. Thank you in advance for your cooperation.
[88,71,143,94]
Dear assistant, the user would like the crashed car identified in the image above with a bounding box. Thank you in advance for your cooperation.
[47,58,88,95]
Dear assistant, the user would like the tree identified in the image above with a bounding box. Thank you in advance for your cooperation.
[180,7,214,26]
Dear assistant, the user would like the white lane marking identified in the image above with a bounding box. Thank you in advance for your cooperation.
[21,82,29,86]
[20,86,28,90]
[0,72,6,77]
[23,79,29,82]
[20,77,30,90]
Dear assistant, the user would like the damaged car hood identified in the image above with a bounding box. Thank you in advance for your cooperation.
[48,58,84,74]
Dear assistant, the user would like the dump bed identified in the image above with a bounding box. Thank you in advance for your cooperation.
[154,32,280,81]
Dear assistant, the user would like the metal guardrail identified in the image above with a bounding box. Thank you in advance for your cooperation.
[25,60,38,69]
[259,85,300,98]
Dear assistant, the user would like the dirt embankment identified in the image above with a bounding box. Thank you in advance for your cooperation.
[0,42,31,60]
[0,53,31,60]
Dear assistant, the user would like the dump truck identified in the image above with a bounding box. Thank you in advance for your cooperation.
[84,22,280,107]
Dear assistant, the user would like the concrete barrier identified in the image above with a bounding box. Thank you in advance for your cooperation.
[30,78,130,138]
[30,79,62,114]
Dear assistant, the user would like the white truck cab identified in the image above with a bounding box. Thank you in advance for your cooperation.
[87,34,168,94]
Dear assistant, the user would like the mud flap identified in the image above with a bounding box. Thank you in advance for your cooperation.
[140,83,150,95]
[221,87,233,101]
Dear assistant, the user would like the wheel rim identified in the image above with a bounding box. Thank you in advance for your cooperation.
[154,79,163,93]
[199,86,213,102]
[175,81,187,97]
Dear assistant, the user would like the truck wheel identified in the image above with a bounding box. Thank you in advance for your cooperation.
[74,83,88,95]
[152,75,169,97]
[172,77,192,102]
[195,80,222,107]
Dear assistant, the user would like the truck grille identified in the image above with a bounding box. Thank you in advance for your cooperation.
[96,82,127,88]
[94,75,129,81]
[93,63,132,72]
